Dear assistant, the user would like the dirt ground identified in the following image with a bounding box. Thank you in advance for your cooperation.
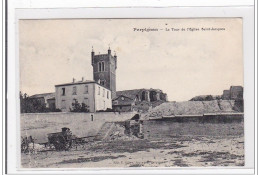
[21,135,244,168]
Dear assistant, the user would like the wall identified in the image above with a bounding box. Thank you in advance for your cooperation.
[113,105,132,112]
[94,84,112,111]
[20,112,136,143]
[142,114,244,139]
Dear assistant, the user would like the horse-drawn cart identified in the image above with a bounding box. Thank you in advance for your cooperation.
[47,127,76,151]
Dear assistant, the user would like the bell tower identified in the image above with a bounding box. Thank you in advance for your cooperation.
[91,47,117,99]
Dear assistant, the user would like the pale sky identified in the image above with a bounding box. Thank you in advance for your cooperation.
[19,18,243,101]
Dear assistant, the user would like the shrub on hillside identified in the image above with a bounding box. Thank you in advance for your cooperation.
[70,100,89,112]
[97,108,115,112]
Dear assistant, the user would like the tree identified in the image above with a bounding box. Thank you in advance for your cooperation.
[20,91,61,113]
[70,99,89,112]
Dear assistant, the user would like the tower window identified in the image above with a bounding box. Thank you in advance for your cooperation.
[72,86,77,95]
[61,88,65,96]
[98,62,105,72]
[100,80,105,86]
[107,91,109,99]
[102,62,105,71]
[98,62,102,72]
[98,86,100,95]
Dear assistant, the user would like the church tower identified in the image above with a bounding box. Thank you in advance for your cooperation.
[91,47,117,99]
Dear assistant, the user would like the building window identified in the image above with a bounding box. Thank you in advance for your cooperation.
[103,89,105,97]
[98,62,101,72]
[61,100,66,109]
[107,91,109,99]
[98,86,100,95]
[98,62,105,72]
[85,85,88,94]
[121,97,125,101]
[83,98,89,107]
[62,88,65,96]
[100,80,105,86]
[72,86,77,95]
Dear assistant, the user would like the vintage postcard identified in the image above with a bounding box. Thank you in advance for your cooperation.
[19,18,244,168]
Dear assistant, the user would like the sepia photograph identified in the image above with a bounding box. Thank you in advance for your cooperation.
[19,18,244,168]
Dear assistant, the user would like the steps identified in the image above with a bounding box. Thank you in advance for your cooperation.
[94,122,115,141]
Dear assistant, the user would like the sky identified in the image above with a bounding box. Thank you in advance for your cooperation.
[19,18,243,101]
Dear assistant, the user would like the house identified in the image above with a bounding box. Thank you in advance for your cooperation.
[29,92,55,108]
[112,88,167,112]
[55,79,112,112]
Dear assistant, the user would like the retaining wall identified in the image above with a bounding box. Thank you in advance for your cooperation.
[20,112,135,143]
[142,114,244,139]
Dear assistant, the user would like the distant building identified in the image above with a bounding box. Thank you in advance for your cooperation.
[222,86,243,100]
[189,86,243,101]
[55,79,112,112]
[222,90,231,100]
[112,88,168,112]
[29,92,55,109]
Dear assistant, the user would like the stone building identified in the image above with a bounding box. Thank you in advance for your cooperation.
[29,92,55,109]
[222,86,243,100]
[112,88,168,112]
[91,47,117,99]
[55,79,112,112]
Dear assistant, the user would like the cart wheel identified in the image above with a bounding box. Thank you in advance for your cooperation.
[53,136,66,151]
[64,140,72,151]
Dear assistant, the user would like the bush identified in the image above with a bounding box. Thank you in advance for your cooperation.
[97,108,115,112]
[70,100,89,112]
[20,92,47,113]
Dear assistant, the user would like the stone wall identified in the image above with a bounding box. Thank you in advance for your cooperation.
[20,112,136,143]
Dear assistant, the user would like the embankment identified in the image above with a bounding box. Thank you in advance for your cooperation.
[145,100,237,118]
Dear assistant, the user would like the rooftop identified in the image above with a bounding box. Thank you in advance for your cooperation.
[55,80,111,91]
[30,92,55,99]
[55,80,95,87]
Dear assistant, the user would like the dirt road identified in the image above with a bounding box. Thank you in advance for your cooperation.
[21,135,244,168]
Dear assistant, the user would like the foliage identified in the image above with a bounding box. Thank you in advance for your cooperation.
[190,95,214,101]
[97,108,115,112]
[20,91,61,113]
[70,100,89,112]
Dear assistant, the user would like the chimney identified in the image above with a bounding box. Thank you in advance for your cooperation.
[82,77,84,82]
[73,78,75,83]
[91,46,95,66]
[108,45,111,55]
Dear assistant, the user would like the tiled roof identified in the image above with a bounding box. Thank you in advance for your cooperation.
[115,89,145,100]
[113,95,134,106]
[55,80,95,87]
[30,92,55,99]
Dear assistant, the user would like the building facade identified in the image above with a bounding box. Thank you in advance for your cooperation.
[29,92,55,109]
[91,47,117,99]
[222,86,243,100]
[112,88,168,112]
[55,80,112,112]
